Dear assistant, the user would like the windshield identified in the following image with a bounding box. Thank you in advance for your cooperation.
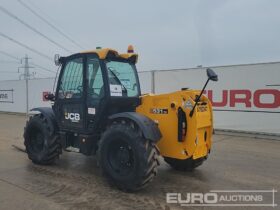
[106,61,140,97]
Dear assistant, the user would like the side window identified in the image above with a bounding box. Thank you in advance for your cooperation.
[87,57,104,99]
[58,58,83,99]
[106,61,139,97]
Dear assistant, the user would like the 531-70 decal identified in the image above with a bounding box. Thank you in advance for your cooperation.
[150,108,168,114]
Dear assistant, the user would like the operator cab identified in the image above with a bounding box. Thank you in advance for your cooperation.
[52,46,141,134]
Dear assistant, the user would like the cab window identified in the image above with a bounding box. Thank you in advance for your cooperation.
[106,61,139,97]
[87,57,104,99]
[58,57,83,99]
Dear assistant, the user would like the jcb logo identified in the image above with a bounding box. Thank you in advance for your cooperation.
[65,113,80,122]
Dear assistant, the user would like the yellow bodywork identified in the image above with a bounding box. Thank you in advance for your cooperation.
[81,48,138,62]
[136,91,213,160]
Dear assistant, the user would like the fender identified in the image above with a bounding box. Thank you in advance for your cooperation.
[109,112,162,142]
[30,107,58,134]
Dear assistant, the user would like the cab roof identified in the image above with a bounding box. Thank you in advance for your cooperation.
[80,48,138,63]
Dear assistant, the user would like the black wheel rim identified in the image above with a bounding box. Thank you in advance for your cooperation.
[107,138,134,176]
[30,127,45,153]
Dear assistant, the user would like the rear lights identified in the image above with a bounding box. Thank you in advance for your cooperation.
[204,131,207,142]
[177,107,187,142]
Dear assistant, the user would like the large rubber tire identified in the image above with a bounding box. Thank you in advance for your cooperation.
[98,121,160,192]
[164,156,206,171]
[24,114,61,165]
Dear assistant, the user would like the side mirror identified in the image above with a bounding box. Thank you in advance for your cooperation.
[189,68,218,117]
[207,68,218,81]
[54,54,61,66]
[44,93,55,101]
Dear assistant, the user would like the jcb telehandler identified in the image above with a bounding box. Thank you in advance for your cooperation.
[24,46,218,191]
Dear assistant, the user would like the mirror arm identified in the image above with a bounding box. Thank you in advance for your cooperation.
[189,78,210,117]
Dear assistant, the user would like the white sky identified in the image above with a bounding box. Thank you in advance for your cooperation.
[0,0,280,80]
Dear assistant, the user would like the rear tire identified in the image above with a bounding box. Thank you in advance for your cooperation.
[164,156,205,171]
[24,114,61,165]
[98,121,160,191]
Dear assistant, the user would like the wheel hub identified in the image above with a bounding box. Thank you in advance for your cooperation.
[108,139,134,175]
[117,146,131,165]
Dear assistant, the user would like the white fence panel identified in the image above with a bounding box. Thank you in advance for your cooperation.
[0,62,279,134]
[138,71,152,94]
[0,80,26,113]
[154,63,280,134]
[0,78,54,113]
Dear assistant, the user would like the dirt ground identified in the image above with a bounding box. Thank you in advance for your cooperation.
[0,113,279,210]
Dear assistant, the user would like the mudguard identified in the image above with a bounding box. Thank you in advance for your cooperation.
[109,112,162,142]
[30,107,58,134]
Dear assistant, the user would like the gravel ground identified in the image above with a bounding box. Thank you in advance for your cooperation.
[0,113,279,210]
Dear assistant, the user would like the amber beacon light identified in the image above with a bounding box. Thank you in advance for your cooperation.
[127,45,134,53]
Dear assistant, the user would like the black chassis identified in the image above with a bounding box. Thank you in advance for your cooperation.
[31,52,161,156]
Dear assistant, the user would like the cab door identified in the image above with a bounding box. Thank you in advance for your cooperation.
[54,55,86,130]
[86,55,108,131]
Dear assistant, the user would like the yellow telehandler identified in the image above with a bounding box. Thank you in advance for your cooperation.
[24,45,218,191]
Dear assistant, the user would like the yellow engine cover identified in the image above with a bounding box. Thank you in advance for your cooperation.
[136,90,213,160]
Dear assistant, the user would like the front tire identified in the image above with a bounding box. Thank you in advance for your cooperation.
[98,121,160,191]
[24,114,61,165]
